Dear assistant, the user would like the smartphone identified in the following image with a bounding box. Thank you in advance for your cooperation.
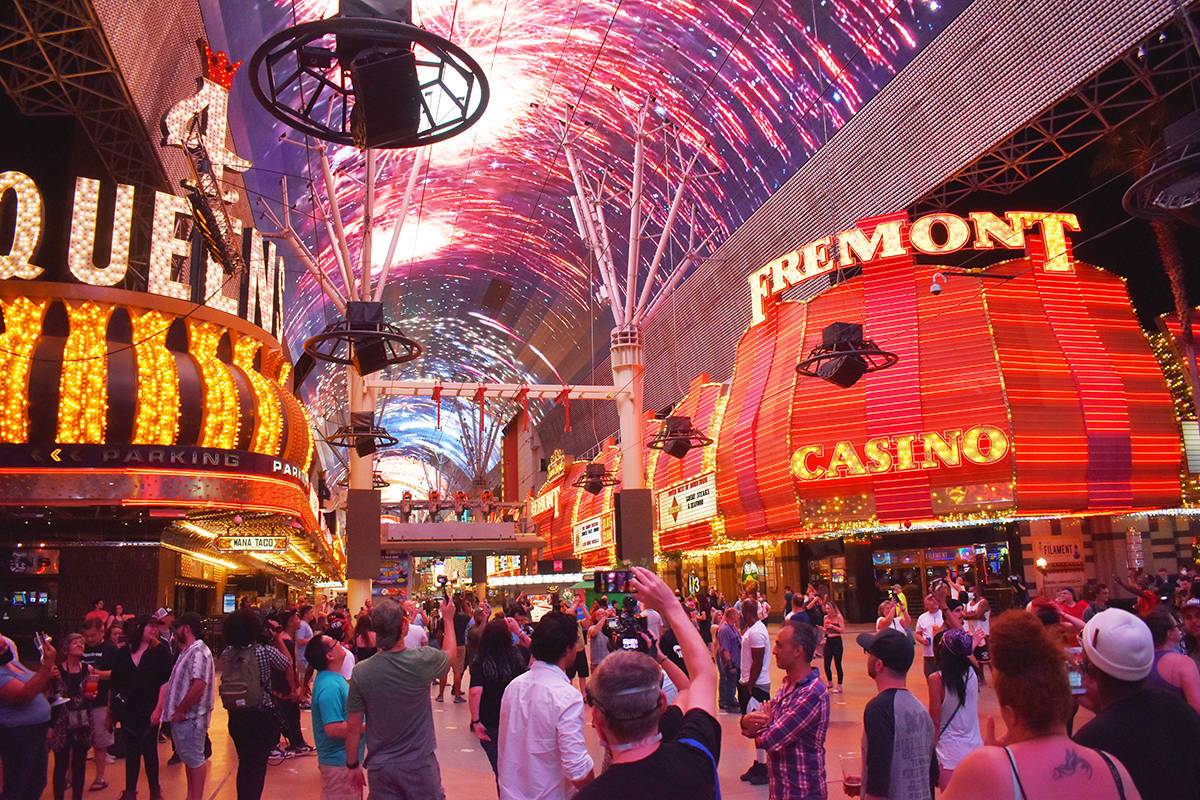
[595,570,634,594]
[437,574,449,601]
[1065,646,1085,695]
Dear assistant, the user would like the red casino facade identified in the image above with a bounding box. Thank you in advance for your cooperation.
[529,209,1194,619]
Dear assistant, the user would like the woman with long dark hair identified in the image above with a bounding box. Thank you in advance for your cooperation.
[110,616,173,800]
[927,628,982,789]
[468,619,528,775]
[352,615,377,662]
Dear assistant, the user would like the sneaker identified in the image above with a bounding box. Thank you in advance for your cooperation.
[269,747,290,761]
[435,695,444,703]
[287,745,315,755]
[747,762,769,786]
[453,695,466,704]
[740,764,757,782]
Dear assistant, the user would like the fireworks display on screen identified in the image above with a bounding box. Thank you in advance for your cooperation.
[215,0,966,484]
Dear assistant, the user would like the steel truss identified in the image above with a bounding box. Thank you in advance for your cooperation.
[0,0,167,189]
[919,11,1200,209]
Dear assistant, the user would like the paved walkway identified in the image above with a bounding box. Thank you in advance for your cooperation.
[55,625,1043,799]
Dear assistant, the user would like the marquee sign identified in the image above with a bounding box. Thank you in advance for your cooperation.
[215,535,288,553]
[657,473,718,530]
[573,515,606,551]
[746,211,1080,325]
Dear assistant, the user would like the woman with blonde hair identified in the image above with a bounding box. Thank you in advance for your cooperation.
[943,611,1141,799]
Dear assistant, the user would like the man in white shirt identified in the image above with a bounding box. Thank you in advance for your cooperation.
[498,611,594,799]
[914,594,944,678]
[738,599,772,786]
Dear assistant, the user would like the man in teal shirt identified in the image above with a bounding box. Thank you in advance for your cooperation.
[305,634,365,799]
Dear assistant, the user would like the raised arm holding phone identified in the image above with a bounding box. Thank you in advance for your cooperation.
[572,565,720,800]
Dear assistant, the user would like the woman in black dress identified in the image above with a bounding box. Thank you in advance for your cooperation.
[468,619,527,775]
[110,617,173,800]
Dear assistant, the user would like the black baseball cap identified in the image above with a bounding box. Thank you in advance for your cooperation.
[856,629,914,673]
[945,598,965,611]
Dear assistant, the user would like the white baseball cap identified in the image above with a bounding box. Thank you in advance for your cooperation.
[1081,608,1154,682]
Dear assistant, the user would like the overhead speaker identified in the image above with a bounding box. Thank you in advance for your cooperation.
[346,302,388,375]
[796,321,898,389]
[349,48,422,148]
[647,415,712,460]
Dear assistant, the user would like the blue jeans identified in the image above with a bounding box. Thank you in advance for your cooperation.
[718,666,739,709]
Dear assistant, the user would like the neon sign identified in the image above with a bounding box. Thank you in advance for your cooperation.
[747,211,1081,325]
[790,424,1010,481]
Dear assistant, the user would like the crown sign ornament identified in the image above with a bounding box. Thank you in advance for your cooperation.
[161,39,253,203]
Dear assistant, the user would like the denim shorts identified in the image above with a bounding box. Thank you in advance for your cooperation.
[170,716,209,768]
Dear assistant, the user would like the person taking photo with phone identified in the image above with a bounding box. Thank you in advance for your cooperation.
[0,632,56,800]
[572,565,720,800]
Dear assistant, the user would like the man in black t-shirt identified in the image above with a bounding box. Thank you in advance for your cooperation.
[1074,608,1200,799]
[82,618,119,790]
[574,566,720,800]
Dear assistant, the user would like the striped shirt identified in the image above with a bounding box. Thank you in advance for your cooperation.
[163,639,214,724]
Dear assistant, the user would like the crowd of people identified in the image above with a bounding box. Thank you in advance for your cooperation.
[4,567,1200,800]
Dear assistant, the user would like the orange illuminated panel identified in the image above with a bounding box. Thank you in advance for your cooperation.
[715,247,1177,538]
[653,376,726,552]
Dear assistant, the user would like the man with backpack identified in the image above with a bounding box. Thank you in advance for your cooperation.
[218,609,296,800]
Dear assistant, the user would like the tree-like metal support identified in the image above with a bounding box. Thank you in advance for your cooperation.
[563,98,716,491]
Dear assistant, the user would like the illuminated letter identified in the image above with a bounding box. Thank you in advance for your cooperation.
[864,437,893,474]
[68,177,134,286]
[836,220,906,268]
[909,213,970,256]
[148,191,193,300]
[768,249,803,295]
[969,211,1027,250]
[893,434,920,471]
[0,171,44,280]
[962,425,1010,465]
[204,216,240,315]
[826,440,868,478]
[748,264,774,327]
[800,236,835,279]
[790,445,825,481]
[244,229,281,336]
[921,429,963,469]
[1009,212,1081,272]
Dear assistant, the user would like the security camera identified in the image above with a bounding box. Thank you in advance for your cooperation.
[930,272,948,295]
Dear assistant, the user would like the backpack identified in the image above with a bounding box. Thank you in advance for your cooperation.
[219,645,262,710]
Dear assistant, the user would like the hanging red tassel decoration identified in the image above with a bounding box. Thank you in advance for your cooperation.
[432,384,442,429]
[516,387,529,432]
[556,387,571,432]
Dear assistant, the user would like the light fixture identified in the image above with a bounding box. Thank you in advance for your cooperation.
[647,416,712,460]
[573,463,618,496]
[796,322,898,388]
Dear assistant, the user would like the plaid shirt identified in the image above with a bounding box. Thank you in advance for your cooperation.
[756,667,830,800]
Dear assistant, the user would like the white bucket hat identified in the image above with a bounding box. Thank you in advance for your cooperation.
[1081,608,1154,682]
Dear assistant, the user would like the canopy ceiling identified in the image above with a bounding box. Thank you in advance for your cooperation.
[207,0,968,481]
